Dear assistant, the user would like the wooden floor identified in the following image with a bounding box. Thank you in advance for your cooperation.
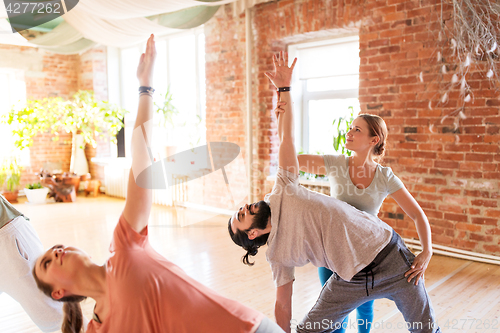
[1,195,500,333]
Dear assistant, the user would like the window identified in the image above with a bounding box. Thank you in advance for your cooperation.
[0,69,28,165]
[114,27,206,159]
[288,36,360,154]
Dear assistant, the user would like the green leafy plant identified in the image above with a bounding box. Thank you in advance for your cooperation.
[26,182,43,190]
[4,90,127,150]
[1,158,22,192]
[154,87,205,148]
[154,86,179,128]
[332,106,355,157]
[0,166,6,190]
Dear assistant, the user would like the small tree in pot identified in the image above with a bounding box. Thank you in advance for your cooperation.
[4,90,127,176]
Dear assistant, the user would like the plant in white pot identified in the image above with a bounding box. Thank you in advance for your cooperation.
[24,182,49,204]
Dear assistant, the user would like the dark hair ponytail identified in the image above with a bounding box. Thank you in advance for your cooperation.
[32,265,86,333]
[228,201,271,266]
[62,301,85,333]
[357,114,388,162]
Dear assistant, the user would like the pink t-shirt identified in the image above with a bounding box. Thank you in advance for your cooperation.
[87,215,263,333]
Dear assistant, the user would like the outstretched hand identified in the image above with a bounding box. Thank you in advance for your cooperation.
[137,34,157,87]
[265,51,297,89]
[404,250,432,286]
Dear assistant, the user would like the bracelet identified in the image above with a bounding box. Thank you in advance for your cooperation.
[277,87,291,92]
[139,86,155,94]
[139,92,153,98]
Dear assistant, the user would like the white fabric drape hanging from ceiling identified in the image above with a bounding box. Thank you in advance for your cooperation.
[72,0,233,20]
[0,0,275,52]
[71,0,273,19]
[61,10,177,48]
[26,21,83,47]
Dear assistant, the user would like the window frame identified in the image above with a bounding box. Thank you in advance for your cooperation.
[288,35,359,154]
[110,26,206,158]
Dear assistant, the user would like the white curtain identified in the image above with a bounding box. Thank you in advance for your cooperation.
[71,0,273,19]
[27,21,83,46]
[0,0,275,52]
[72,0,233,20]
[62,10,177,48]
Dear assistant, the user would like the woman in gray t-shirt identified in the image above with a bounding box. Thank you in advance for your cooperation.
[296,114,433,333]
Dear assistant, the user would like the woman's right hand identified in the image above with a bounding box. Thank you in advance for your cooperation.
[274,101,287,120]
[265,51,297,89]
[137,34,157,87]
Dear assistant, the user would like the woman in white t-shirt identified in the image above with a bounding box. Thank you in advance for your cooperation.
[272,109,433,333]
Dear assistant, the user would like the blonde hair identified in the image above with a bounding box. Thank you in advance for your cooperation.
[357,113,388,162]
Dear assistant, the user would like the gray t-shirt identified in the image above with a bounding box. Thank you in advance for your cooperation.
[0,193,24,229]
[264,168,393,287]
[323,155,404,216]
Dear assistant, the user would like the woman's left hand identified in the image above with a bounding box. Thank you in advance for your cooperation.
[404,250,432,285]
[137,34,157,87]
[265,51,297,89]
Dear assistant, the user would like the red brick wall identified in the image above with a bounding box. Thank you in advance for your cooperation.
[0,44,109,188]
[0,44,80,187]
[204,0,500,256]
[80,46,110,183]
[198,5,250,209]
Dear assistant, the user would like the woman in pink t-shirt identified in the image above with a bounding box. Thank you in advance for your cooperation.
[32,35,284,333]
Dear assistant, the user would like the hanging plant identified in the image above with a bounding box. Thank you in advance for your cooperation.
[427,0,500,132]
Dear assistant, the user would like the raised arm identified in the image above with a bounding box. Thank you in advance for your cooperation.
[122,34,157,233]
[265,51,298,173]
[297,154,326,175]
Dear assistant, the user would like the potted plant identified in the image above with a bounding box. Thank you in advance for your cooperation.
[1,158,22,203]
[24,182,49,204]
[154,86,179,159]
[332,106,356,157]
[4,90,127,175]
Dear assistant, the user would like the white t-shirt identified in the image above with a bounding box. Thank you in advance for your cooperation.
[323,155,404,216]
[264,168,393,287]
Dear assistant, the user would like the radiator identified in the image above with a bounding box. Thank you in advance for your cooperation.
[103,163,176,206]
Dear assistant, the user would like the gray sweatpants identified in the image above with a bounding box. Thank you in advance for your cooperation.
[296,231,441,333]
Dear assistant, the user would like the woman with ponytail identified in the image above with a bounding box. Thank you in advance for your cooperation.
[32,270,85,333]
[32,35,285,333]
[294,113,433,333]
